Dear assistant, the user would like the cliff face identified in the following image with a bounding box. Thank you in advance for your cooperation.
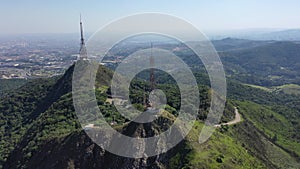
[5,117,187,169]
[29,123,187,169]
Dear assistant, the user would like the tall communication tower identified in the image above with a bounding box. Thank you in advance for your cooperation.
[79,15,88,60]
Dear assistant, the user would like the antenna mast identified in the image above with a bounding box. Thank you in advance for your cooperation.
[79,14,87,60]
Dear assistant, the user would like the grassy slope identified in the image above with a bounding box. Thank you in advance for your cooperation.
[234,101,300,168]
[170,121,266,169]
[229,121,300,169]
[276,84,300,95]
[244,83,300,95]
[243,84,272,92]
[235,101,300,155]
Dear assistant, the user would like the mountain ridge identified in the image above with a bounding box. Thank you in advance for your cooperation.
[0,61,299,168]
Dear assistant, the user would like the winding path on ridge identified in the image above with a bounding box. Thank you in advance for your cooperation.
[214,107,241,127]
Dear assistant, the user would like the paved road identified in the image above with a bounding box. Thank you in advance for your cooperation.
[214,107,241,127]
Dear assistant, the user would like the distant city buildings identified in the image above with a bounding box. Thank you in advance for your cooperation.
[0,39,78,79]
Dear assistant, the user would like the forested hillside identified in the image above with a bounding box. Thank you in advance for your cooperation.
[0,60,299,168]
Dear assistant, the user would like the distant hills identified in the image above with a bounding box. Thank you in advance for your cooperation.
[2,28,300,42]
[219,40,300,86]
[212,37,274,51]
[252,29,300,41]
[208,29,300,41]
[175,38,300,86]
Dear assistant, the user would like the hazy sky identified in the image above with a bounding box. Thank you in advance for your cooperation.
[1,0,300,34]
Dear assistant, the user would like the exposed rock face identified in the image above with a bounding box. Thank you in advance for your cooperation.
[6,127,186,169]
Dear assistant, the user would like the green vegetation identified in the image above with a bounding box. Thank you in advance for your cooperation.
[243,83,272,92]
[235,101,300,157]
[1,39,300,168]
[229,118,300,168]
[0,77,58,165]
[174,121,266,169]
[0,79,27,95]
[275,84,300,95]
[221,41,300,86]
[0,64,236,168]
[244,83,300,96]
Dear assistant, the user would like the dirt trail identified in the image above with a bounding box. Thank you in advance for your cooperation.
[214,107,241,127]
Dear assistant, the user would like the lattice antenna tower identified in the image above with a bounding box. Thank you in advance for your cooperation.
[150,42,155,91]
